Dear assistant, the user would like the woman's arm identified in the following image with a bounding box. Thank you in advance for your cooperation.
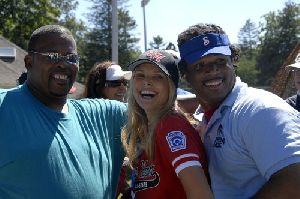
[178,166,214,199]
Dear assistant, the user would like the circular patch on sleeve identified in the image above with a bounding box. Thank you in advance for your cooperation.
[165,131,186,152]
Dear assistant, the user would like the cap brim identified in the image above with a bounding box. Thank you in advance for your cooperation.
[185,46,231,65]
[128,59,170,76]
[177,93,196,100]
[286,63,300,70]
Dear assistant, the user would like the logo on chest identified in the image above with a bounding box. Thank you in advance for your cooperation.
[214,124,225,148]
[133,160,160,192]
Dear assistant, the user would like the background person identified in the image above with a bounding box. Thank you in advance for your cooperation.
[121,49,213,199]
[0,24,127,199]
[176,88,198,114]
[285,52,300,112]
[83,61,131,102]
[177,23,300,199]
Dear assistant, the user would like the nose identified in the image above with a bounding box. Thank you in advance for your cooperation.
[204,63,219,74]
[118,83,127,90]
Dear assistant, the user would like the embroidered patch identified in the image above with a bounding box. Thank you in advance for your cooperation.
[145,50,165,62]
[166,131,186,152]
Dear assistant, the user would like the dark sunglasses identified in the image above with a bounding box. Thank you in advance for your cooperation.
[29,51,80,65]
[104,80,129,88]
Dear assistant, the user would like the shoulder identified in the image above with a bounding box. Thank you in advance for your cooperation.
[234,86,292,113]
[0,86,24,105]
[155,113,197,139]
[158,113,190,129]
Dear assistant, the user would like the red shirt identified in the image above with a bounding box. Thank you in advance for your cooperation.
[132,114,208,199]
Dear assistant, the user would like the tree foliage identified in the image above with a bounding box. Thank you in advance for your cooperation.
[0,0,85,51]
[0,0,59,49]
[238,19,259,59]
[149,35,165,49]
[256,1,300,85]
[78,0,140,82]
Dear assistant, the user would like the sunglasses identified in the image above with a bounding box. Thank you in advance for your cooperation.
[29,51,80,65]
[104,80,129,88]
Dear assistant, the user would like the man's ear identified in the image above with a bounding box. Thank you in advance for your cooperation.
[24,55,32,70]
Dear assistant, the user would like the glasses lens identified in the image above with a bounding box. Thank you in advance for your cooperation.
[105,81,129,87]
[47,53,79,64]
[66,54,80,64]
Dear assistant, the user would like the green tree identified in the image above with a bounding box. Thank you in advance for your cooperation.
[0,0,85,51]
[0,0,59,49]
[149,35,165,49]
[237,19,259,86]
[238,19,259,59]
[256,1,300,85]
[79,0,140,82]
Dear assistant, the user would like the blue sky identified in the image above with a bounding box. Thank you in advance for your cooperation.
[76,0,294,51]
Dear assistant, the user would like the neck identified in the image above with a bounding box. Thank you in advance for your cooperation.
[27,83,68,113]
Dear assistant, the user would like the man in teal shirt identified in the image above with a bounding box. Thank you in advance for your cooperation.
[0,25,126,198]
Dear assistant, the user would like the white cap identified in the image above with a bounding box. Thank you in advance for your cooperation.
[177,88,196,100]
[106,64,132,80]
[286,52,300,70]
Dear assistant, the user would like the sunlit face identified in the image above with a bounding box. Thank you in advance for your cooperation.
[101,79,128,102]
[25,33,79,102]
[132,63,170,119]
[185,55,236,110]
[294,70,300,91]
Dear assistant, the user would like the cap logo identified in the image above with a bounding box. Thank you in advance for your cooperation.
[203,36,210,46]
[145,50,165,63]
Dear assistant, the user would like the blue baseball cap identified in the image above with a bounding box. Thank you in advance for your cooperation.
[179,33,231,65]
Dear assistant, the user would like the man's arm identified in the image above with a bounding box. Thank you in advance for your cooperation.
[253,163,300,198]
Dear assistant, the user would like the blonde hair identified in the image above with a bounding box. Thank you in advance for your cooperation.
[121,75,178,166]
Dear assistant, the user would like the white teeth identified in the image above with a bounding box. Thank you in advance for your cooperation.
[205,79,222,86]
[54,74,68,80]
[141,90,155,95]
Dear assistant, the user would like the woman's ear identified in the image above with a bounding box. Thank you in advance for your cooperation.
[24,54,32,70]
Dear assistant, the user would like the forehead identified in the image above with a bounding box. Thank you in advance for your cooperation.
[34,33,77,53]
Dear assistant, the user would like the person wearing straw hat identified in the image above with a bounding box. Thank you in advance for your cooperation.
[285,53,300,112]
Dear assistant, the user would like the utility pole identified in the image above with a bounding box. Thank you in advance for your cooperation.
[111,0,118,63]
[141,0,150,52]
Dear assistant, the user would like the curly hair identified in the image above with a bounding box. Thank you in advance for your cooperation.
[82,61,114,98]
[177,23,240,76]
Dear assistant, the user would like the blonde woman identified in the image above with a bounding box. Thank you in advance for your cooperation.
[122,49,213,199]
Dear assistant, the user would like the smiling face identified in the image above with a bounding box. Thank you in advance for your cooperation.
[185,55,236,110]
[132,63,170,119]
[101,79,128,102]
[25,32,78,107]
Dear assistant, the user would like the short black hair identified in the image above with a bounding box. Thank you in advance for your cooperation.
[27,25,74,52]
